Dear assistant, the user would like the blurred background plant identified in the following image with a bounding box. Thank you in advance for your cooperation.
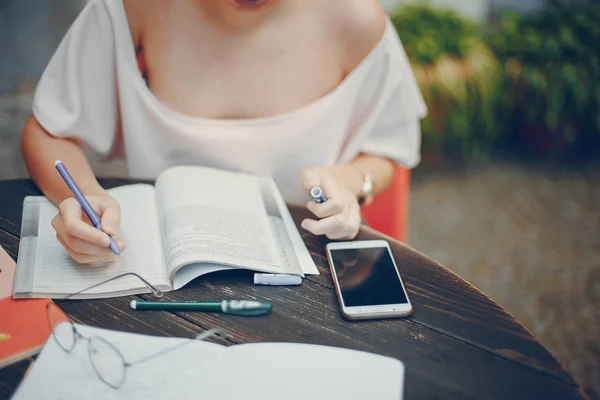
[391,4,503,162]
[391,0,600,162]
[489,0,600,158]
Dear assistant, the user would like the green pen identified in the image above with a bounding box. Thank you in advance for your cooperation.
[129,300,272,316]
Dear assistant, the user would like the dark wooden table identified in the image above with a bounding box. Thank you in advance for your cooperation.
[0,179,586,399]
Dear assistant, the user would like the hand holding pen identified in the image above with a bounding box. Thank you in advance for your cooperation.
[52,161,125,264]
[300,167,362,240]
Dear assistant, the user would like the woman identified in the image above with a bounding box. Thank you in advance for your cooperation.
[21,0,426,264]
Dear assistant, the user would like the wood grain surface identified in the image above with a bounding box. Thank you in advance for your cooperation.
[0,179,587,400]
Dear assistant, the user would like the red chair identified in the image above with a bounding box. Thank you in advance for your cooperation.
[361,165,410,242]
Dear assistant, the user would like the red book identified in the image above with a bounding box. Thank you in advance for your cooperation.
[0,246,65,368]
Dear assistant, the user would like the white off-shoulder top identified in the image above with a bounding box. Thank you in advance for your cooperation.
[33,0,427,203]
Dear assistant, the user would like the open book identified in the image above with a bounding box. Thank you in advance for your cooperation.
[12,324,405,400]
[13,166,318,299]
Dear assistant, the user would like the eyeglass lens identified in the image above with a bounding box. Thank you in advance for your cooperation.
[47,303,127,389]
[88,336,127,389]
[46,299,223,390]
[47,303,76,352]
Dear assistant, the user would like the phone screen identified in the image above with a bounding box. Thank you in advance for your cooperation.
[330,247,408,307]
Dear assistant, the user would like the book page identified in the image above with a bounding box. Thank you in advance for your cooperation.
[12,324,224,400]
[215,343,405,400]
[171,176,316,290]
[15,185,170,298]
[172,263,234,291]
[155,167,282,278]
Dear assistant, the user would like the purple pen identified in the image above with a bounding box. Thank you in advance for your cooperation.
[54,160,120,255]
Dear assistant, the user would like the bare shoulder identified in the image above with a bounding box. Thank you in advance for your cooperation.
[122,0,170,45]
[317,0,387,72]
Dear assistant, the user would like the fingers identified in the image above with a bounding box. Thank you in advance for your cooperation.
[52,196,124,264]
[302,168,340,198]
[301,168,322,193]
[301,167,362,240]
[304,169,341,212]
[54,216,124,255]
[58,198,111,247]
[302,216,342,237]
[302,201,361,240]
[307,195,343,218]
[94,197,121,235]
[344,201,361,240]
[56,234,114,264]
[318,173,341,204]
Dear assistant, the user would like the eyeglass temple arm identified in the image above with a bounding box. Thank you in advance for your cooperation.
[128,327,229,366]
[62,272,164,300]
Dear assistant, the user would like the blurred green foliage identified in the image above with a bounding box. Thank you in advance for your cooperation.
[489,0,600,157]
[392,1,600,161]
[391,4,477,65]
[391,4,502,161]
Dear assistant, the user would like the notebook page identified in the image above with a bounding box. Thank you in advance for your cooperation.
[26,185,170,298]
[12,324,224,400]
[216,343,405,400]
[155,166,283,278]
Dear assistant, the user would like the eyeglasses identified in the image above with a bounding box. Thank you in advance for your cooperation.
[47,272,227,389]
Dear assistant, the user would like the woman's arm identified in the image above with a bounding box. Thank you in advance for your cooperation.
[325,0,396,199]
[21,115,107,205]
[326,154,395,201]
[21,115,124,263]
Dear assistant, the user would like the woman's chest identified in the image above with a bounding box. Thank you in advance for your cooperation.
[137,25,346,120]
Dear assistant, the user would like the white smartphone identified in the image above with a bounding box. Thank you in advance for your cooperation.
[326,240,413,320]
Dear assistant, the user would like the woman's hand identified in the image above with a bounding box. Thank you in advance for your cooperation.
[300,167,362,240]
[51,194,125,264]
